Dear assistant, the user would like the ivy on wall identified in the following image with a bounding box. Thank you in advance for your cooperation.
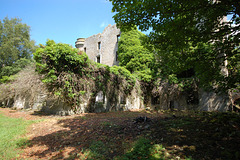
[34,40,138,110]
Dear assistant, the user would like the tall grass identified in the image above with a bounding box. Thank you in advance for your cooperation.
[0,113,32,159]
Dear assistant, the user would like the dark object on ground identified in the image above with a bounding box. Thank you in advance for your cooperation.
[133,116,151,123]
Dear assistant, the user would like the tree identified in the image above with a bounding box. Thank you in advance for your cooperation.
[118,27,156,82]
[110,0,240,90]
[0,17,36,69]
[0,58,33,83]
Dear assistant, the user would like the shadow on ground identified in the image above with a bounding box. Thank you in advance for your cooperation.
[25,111,240,160]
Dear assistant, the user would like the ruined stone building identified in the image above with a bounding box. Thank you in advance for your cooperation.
[75,24,121,66]
[74,23,233,112]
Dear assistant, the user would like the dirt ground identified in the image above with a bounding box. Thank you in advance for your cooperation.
[0,108,162,160]
[1,108,240,160]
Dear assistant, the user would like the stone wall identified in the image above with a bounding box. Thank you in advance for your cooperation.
[151,85,231,112]
[0,71,232,115]
[0,66,143,115]
[88,86,144,113]
[198,90,230,111]
[1,84,144,115]
[76,24,120,66]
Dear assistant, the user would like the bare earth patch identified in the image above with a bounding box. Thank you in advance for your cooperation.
[1,108,240,160]
[0,108,162,159]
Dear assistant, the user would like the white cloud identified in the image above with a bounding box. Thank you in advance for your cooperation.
[100,22,107,28]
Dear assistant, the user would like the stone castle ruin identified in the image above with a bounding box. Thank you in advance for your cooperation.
[75,24,120,66]
[75,24,233,112]
[0,24,236,115]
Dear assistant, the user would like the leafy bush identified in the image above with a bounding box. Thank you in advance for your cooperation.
[110,65,136,84]
[0,75,18,83]
[133,69,153,83]
[0,58,33,83]
[33,40,138,110]
[34,40,89,77]
[34,40,91,106]
[0,65,46,108]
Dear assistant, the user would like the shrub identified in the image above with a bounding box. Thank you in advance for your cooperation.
[33,40,139,111]
[0,65,46,108]
[0,58,33,83]
[34,40,89,77]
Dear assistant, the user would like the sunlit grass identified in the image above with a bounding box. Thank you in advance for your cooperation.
[0,113,34,159]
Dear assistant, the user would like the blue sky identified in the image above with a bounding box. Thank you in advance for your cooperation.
[0,0,115,46]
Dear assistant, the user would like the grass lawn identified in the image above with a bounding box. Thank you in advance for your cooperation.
[0,112,33,160]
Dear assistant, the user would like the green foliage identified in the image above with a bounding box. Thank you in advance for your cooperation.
[118,137,191,160]
[34,40,91,108]
[134,69,153,83]
[78,141,108,159]
[0,75,17,83]
[117,27,156,82]
[157,41,229,90]
[111,0,239,49]
[110,65,136,84]
[34,40,89,76]
[34,40,137,110]
[110,0,240,91]
[0,113,33,159]
[121,138,152,160]
[168,74,179,84]
[0,17,36,70]
[0,58,33,83]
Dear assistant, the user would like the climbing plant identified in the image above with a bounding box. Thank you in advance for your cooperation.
[34,40,137,111]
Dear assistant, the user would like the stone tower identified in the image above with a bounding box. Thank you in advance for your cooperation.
[75,24,121,66]
[75,38,85,52]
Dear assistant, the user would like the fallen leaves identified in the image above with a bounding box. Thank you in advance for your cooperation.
[1,108,240,159]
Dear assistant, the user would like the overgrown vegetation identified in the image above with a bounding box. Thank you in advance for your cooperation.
[33,40,138,111]
[0,113,33,159]
[110,0,240,92]
[118,26,156,83]
[0,64,46,108]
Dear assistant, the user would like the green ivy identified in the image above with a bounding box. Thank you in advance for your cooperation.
[33,40,138,110]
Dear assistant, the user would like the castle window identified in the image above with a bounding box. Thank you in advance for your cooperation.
[96,55,100,63]
[117,35,120,43]
[116,51,118,61]
[151,96,160,105]
[98,42,101,50]
[84,47,86,53]
[96,91,104,103]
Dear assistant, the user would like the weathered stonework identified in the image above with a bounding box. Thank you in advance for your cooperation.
[75,24,120,66]
[0,23,236,115]
[74,24,233,113]
[150,89,231,112]
[150,81,232,111]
